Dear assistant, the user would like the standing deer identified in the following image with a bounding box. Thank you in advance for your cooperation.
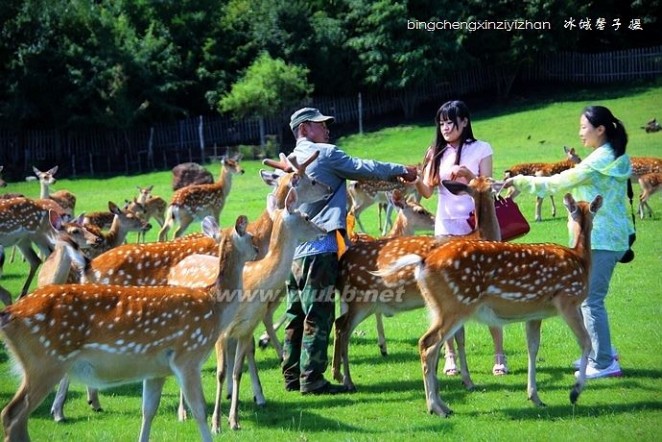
[166,188,327,431]
[47,152,330,421]
[332,176,500,391]
[376,193,599,416]
[159,154,244,241]
[504,146,581,221]
[126,185,167,242]
[37,211,102,287]
[83,201,151,259]
[638,172,662,218]
[32,166,77,217]
[0,215,257,442]
[0,197,55,303]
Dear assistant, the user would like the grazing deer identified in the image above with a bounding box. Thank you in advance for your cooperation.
[332,177,500,391]
[0,215,257,442]
[0,197,55,303]
[504,146,581,221]
[376,193,599,416]
[641,118,661,133]
[638,172,662,218]
[159,154,245,241]
[32,166,77,217]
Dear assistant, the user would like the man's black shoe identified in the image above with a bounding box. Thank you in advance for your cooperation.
[301,382,349,395]
[285,381,300,392]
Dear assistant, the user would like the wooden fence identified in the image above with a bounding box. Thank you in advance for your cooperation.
[1,46,660,181]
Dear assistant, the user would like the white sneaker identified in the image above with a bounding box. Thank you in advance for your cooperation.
[572,346,618,369]
[575,359,622,379]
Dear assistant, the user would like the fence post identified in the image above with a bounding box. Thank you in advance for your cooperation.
[198,115,205,164]
[358,92,363,135]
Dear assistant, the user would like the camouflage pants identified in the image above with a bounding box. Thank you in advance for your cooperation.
[281,252,338,392]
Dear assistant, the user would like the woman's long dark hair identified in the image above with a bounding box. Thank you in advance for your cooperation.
[423,100,476,186]
[582,105,628,158]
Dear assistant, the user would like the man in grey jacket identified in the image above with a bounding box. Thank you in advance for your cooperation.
[282,107,417,394]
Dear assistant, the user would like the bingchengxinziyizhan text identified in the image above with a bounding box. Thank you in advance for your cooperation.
[407,19,551,32]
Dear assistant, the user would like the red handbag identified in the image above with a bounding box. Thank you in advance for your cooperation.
[467,196,530,241]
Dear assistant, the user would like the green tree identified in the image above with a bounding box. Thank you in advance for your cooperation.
[219,52,312,146]
[344,0,459,118]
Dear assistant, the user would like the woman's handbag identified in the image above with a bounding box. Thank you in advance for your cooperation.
[468,196,530,241]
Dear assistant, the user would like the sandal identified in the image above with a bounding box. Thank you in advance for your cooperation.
[444,352,458,376]
[492,353,508,376]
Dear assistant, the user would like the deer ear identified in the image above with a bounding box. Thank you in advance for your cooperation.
[75,213,86,225]
[590,195,603,213]
[285,188,299,213]
[234,215,248,236]
[48,165,59,175]
[266,193,278,219]
[563,193,577,213]
[32,166,40,176]
[259,169,281,187]
[108,201,120,214]
[201,216,220,241]
[49,210,62,231]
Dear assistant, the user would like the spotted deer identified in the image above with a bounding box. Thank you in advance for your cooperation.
[332,176,500,392]
[0,215,257,442]
[126,185,167,242]
[47,152,330,421]
[504,146,581,221]
[0,197,55,303]
[259,189,435,351]
[159,154,245,241]
[347,177,420,234]
[37,211,102,288]
[32,166,77,217]
[83,201,151,259]
[630,157,662,180]
[167,188,327,431]
[376,193,599,416]
[638,172,662,218]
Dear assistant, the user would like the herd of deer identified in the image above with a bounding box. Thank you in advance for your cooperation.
[0,147,660,440]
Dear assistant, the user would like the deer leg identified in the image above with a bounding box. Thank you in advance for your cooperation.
[262,303,284,360]
[332,302,374,391]
[2,370,64,442]
[228,338,248,431]
[535,197,543,222]
[174,364,213,442]
[87,387,102,412]
[381,203,395,236]
[556,302,591,404]
[246,337,266,407]
[17,241,42,298]
[50,376,70,422]
[549,195,557,218]
[419,321,458,417]
[453,326,475,390]
[211,337,227,434]
[157,206,174,241]
[375,313,388,356]
[259,313,286,351]
[524,319,544,406]
[173,212,194,239]
[139,377,165,442]
[0,284,11,306]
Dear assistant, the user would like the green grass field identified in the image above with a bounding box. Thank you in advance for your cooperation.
[1,83,661,441]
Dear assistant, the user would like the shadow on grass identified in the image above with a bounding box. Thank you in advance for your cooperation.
[493,400,662,421]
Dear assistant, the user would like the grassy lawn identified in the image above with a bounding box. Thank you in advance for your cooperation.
[1,82,661,441]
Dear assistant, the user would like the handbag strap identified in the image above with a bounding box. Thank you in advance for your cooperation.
[626,179,636,230]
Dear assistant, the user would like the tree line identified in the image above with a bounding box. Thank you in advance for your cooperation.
[1,0,659,132]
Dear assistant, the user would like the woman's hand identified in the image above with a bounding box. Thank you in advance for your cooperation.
[449,165,475,182]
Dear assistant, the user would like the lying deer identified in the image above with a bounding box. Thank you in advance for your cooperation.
[375,193,599,416]
[332,176,500,391]
[0,214,257,442]
[504,146,581,221]
[159,154,244,241]
[638,172,662,218]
